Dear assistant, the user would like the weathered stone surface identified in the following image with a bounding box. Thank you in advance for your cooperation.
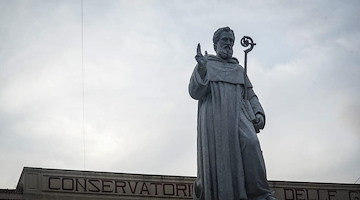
[17,167,194,200]
[190,27,271,200]
[1,167,360,200]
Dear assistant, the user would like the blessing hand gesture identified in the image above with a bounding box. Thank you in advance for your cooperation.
[195,43,208,68]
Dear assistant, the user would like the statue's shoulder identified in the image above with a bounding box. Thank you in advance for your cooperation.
[231,57,240,64]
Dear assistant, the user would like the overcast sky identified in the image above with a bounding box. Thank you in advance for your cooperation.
[1,0,359,188]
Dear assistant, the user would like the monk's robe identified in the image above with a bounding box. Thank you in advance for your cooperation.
[189,55,272,200]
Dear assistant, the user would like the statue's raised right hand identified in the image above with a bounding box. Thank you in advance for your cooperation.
[195,43,208,68]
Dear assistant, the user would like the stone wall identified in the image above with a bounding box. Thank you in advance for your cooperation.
[1,167,359,200]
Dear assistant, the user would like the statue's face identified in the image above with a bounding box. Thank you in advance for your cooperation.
[215,31,234,59]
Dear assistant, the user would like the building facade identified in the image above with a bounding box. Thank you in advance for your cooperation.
[1,167,359,200]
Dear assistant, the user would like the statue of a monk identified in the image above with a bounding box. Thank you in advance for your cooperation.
[189,27,277,200]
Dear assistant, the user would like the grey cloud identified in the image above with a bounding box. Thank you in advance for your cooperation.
[1,0,360,188]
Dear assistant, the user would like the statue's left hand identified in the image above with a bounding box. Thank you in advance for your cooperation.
[254,113,265,132]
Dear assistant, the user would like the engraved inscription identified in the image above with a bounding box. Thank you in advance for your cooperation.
[44,176,193,198]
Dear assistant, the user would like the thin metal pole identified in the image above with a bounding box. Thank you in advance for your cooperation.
[81,0,86,170]
[355,177,360,184]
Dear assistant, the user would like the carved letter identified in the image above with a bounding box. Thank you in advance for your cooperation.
[102,180,113,193]
[75,178,86,192]
[128,181,138,194]
[150,182,162,195]
[306,189,318,200]
[48,177,60,190]
[176,183,187,196]
[349,191,360,200]
[163,183,175,196]
[62,178,74,191]
[88,179,100,192]
[140,182,150,195]
[189,183,193,197]
[284,188,294,200]
[328,190,337,200]
[295,189,306,200]
[115,181,126,194]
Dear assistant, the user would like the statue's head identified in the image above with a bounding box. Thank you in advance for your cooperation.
[213,27,235,59]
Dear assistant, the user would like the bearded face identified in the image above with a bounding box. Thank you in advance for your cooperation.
[215,31,235,59]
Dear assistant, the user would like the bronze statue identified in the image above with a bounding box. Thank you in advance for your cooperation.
[189,27,277,200]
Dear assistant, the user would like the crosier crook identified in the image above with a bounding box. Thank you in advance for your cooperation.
[241,36,259,129]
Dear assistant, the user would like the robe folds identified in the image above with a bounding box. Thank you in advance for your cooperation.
[189,55,271,200]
